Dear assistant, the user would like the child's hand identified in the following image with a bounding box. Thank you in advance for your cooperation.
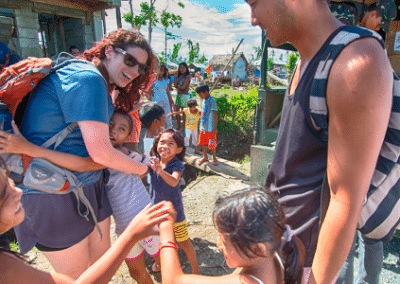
[148,157,162,174]
[166,113,174,118]
[0,121,32,155]
[126,201,174,239]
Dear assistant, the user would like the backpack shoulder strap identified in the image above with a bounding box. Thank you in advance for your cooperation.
[41,122,78,150]
[310,25,384,142]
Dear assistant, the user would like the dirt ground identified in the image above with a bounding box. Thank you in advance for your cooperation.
[27,165,251,283]
[24,160,400,283]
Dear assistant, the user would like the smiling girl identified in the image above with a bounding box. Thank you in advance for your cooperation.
[147,129,200,275]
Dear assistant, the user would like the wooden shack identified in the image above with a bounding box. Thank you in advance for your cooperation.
[209,54,248,83]
[0,0,120,59]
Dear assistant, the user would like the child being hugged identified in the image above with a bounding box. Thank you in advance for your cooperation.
[147,129,200,274]
[159,187,306,284]
[0,111,161,284]
[196,84,218,166]
[167,99,201,154]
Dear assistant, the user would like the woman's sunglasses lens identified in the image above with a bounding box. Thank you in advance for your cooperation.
[123,54,147,74]
[124,54,136,67]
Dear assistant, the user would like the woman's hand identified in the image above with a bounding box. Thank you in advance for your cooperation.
[0,121,33,155]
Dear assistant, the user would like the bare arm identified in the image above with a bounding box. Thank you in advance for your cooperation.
[4,53,9,66]
[130,101,147,114]
[177,78,190,93]
[0,122,104,172]
[167,110,185,117]
[78,120,148,175]
[148,158,181,187]
[174,77,179,89]
[0,202,172,284]
[310,38,392,283]
[159,220,252,284]
[213,110,218,133]
[166,85,174,110]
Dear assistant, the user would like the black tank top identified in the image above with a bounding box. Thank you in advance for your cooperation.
[266,27,344,266]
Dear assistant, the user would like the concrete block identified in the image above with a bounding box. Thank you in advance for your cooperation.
[18,27,39,39]
[250,145,275,186]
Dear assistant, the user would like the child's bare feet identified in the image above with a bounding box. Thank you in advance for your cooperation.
[198,157,208,165]
[211,159,218,166]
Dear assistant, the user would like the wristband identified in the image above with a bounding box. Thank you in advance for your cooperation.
[158,241,179,251]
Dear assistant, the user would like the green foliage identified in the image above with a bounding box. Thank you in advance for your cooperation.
[161,11,182,29]
[10,241,19,252]
[122,2,158,29]
[285,52,299,73]
[197,54,208,64]
[213,88,259,162]
[215,87,258,131]
[267,57,274,70]
[170,43,182,63]
[223,84,230,89]
[253,46,262,60]
[158,52,166,64]
[188,40,200,64]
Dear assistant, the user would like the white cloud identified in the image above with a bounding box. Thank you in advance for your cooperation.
[105,0,262,62]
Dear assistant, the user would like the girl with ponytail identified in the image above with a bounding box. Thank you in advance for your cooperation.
[159,187,306,283]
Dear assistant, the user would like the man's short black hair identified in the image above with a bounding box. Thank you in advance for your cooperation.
[139,103,165,128]
[69,45,79,52]
[196,84,209,94]
[187,99,198,107]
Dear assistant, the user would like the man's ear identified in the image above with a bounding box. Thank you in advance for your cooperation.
[105,45,113,59]
[370,10,380,19]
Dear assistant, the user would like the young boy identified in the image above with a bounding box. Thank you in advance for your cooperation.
[167,99,201,154]
[195,84,218,165]
[139,102,166,156]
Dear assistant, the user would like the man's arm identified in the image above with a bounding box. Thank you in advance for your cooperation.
[310,38,392,283]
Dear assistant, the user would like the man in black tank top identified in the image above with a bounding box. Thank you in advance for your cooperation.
[245,0,393,283]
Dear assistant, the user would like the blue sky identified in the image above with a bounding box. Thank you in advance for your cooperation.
[105,0,262,62]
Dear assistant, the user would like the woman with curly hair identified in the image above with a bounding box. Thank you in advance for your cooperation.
[13,29,157,279]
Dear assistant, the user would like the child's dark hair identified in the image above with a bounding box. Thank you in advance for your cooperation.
[159,63,169,79]
[178,62,190,77]
[112,110,134,135]
[150,128,186,161]
[187,99,198,107]
[213,187,305,283]
[139,103,165,129]
[195,84,209,94]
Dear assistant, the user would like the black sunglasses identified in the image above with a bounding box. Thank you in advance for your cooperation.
[113,47,148,75]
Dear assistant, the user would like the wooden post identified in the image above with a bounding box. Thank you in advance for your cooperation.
[116,7,122,28]
[58,17,67,52]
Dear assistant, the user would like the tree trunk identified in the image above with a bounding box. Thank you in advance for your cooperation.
[129,0,134,27]
[164,27,167,63]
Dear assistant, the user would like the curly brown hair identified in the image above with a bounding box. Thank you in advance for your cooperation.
[82,29,158,113]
